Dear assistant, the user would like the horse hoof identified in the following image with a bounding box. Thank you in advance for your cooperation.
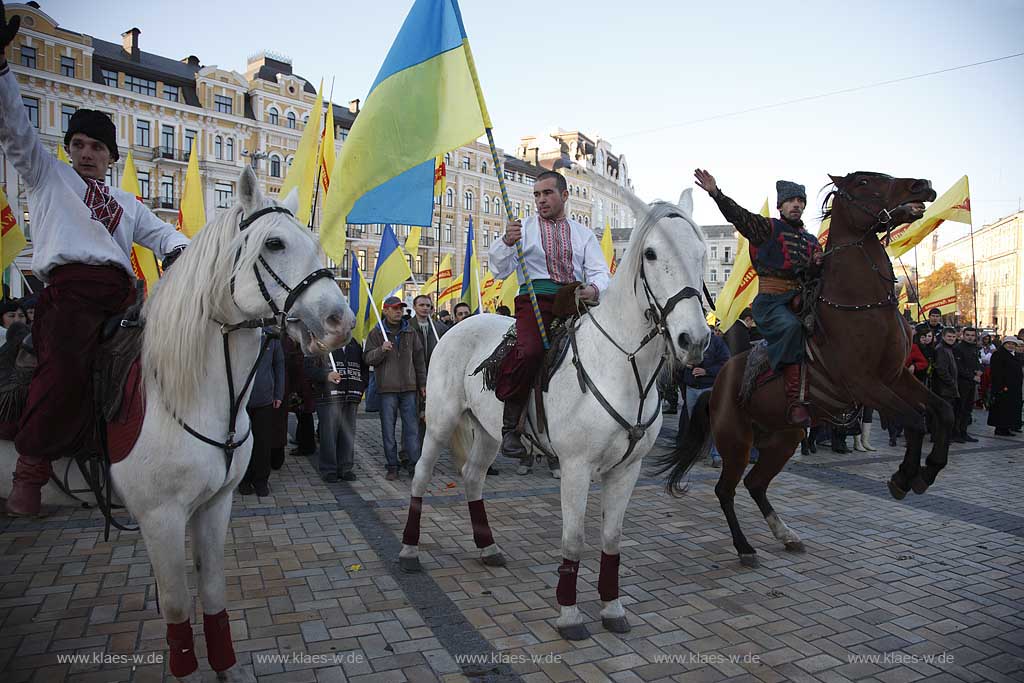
[739,553,760,568]
[887,477,907,500]
[399,556,422,573]
[785,541,805,553]
[481,552,506,567]
[557,623,590,641]
[602,616,631,634]
[911,475,929,495]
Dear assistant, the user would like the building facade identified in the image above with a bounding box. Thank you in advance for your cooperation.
[701,224,738,301]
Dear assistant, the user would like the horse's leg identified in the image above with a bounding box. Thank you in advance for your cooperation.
[710,392,760,568]
[399,429,442,573]
[597,458,642,634]
[460,422,506,567]
[189,490,254,683]
[555,460,592,641]
[743,430,806,553]
[911,390,955,495]
[138,508,200,682]
[875,371,932,499]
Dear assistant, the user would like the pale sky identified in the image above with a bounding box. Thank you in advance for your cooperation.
[49,0,1024,240]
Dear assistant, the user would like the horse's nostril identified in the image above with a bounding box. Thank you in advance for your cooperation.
[678,333,690,348]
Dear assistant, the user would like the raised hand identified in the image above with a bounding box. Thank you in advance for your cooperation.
[0,2,21,54]
[694,169,718,196]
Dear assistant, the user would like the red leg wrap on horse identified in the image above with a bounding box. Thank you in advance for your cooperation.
[166,619,198,678]
[402,496,423,546]
[203,610,237,672]
[468,499,495,548]
[598,552,620,602]
[556,558,580,606]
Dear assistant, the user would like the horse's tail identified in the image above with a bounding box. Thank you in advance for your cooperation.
[650,391,712,496]
[449,416,473,474]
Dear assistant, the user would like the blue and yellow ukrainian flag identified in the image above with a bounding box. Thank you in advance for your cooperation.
[320,0,489,262]
[349,254,371,343]
[370,225,413,315]
[461,217,482,313]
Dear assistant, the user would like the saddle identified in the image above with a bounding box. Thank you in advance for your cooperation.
[93,302,146,464]
[472,318,573,395]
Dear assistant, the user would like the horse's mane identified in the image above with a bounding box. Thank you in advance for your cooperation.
[617,200,706,286]
[141,197,283,419]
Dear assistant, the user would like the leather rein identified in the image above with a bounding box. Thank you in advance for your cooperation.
[177,206,334,473]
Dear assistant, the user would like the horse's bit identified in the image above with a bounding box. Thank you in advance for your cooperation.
[178,205,335,473]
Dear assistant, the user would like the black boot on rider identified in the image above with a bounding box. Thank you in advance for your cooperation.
[499,398,528,461]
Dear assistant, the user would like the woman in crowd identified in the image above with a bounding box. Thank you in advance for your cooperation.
[883,328,934,447]
[987,336,1022,437]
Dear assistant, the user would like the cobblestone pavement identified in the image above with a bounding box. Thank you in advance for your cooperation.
[2,409,1022,682]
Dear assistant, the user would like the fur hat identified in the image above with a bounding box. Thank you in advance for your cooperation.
[63,109,119,161]
[776,180,806,207]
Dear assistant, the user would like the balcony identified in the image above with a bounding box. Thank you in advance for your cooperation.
[153,146,189,162]
[151,196,178,210]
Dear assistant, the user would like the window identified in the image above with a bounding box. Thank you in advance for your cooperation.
[269,154,281,178]
[724,269,731,280]
[225,138,233,161]
[60,56,75,78]
[105,166,115,186]
[302,114,309,126]
[160,175,174,205]
[101,69,118,87]
[214,94,232,114]
[160,124,174,151]
[215,182,234,208]
[19,46,36,68]
[583,216,588,226]
[374,223,382,235]
[267,107,279,125]
[723,247,731,262]
[492,197,501,215]
[481,161,487,174]
[461,155,470,170]
[137,171,150,199]
[483,230,489,247]
[184,129,197,153]
[710,269,718,283]
[163,84,179,102]
[482,195,490,214]
[463,191,473,211]
[582,188,587,198]
[445,188,453,208]
[444,223,452,243]
[125,75,157,96]
[286,112,296,129]
[61,104,77,133]
[214,136,222,160]
[357,250,366,271]
[525,204,531,217]
[514,202,521,218]
[710,246,717,259]
[135,120,151,147]
[443,152,451,165]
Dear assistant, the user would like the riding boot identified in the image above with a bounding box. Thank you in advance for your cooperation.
[5,453,52,516]
[499,397,528,462]
[781,364,811,428]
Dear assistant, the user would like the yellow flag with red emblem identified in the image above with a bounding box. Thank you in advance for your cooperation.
[920,282,957,315]
[120,153,160,295]
[884,176,970,259]
[0,185,27,270]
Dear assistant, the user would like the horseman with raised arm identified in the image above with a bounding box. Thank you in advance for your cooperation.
[0,3,189,516]
[694,168,822,427]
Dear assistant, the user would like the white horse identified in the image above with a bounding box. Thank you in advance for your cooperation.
[2,167,353,682]
[399,191,710,640]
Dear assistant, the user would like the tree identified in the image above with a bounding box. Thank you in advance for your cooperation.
[919,262,975,325]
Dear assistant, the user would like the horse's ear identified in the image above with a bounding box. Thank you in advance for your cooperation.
[828,173,841,184]
[280,187,300,215]
[677,188,694,217]
[238,165,262,213]
[623,192,650,224]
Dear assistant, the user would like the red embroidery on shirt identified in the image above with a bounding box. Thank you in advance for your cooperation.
[83,178,123,235]
[538,217,573,284]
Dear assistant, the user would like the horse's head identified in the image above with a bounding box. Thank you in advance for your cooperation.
[232,166,355,353]
[623,188,711,366]
[825,171,937,235]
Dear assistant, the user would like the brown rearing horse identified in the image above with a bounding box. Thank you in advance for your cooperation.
[656,171,942,568]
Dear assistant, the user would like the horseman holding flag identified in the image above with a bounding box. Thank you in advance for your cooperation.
[0,3,189,515]
[694,168,823,427]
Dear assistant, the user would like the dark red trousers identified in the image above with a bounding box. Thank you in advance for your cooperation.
[15,265,134,480]
[495,294,555,402]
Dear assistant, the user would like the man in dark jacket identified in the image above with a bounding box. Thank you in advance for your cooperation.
[723,308,761,357]
[305,339,368,482]
[679,328,730,466]
[952,327,981,442]
[241,329,285,497]
[932,327,960,409]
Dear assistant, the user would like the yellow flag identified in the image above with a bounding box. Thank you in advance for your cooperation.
[714,199,768,331]
[497,271,518,311]
[884,176,970,259]
[897,283,909,308]
[319,100,336,196]
[405,226,421,255]
[177,146,206,237]
[438,274,463,308]
[119,153,160,295]
[279,82,323,225]
[479,275,498,304]
[421,253,452,298]
[433,155,447,198]
[0,185,27,270]
[601,220,616,274]
[56,143,71,164]
[920,281,957,315]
